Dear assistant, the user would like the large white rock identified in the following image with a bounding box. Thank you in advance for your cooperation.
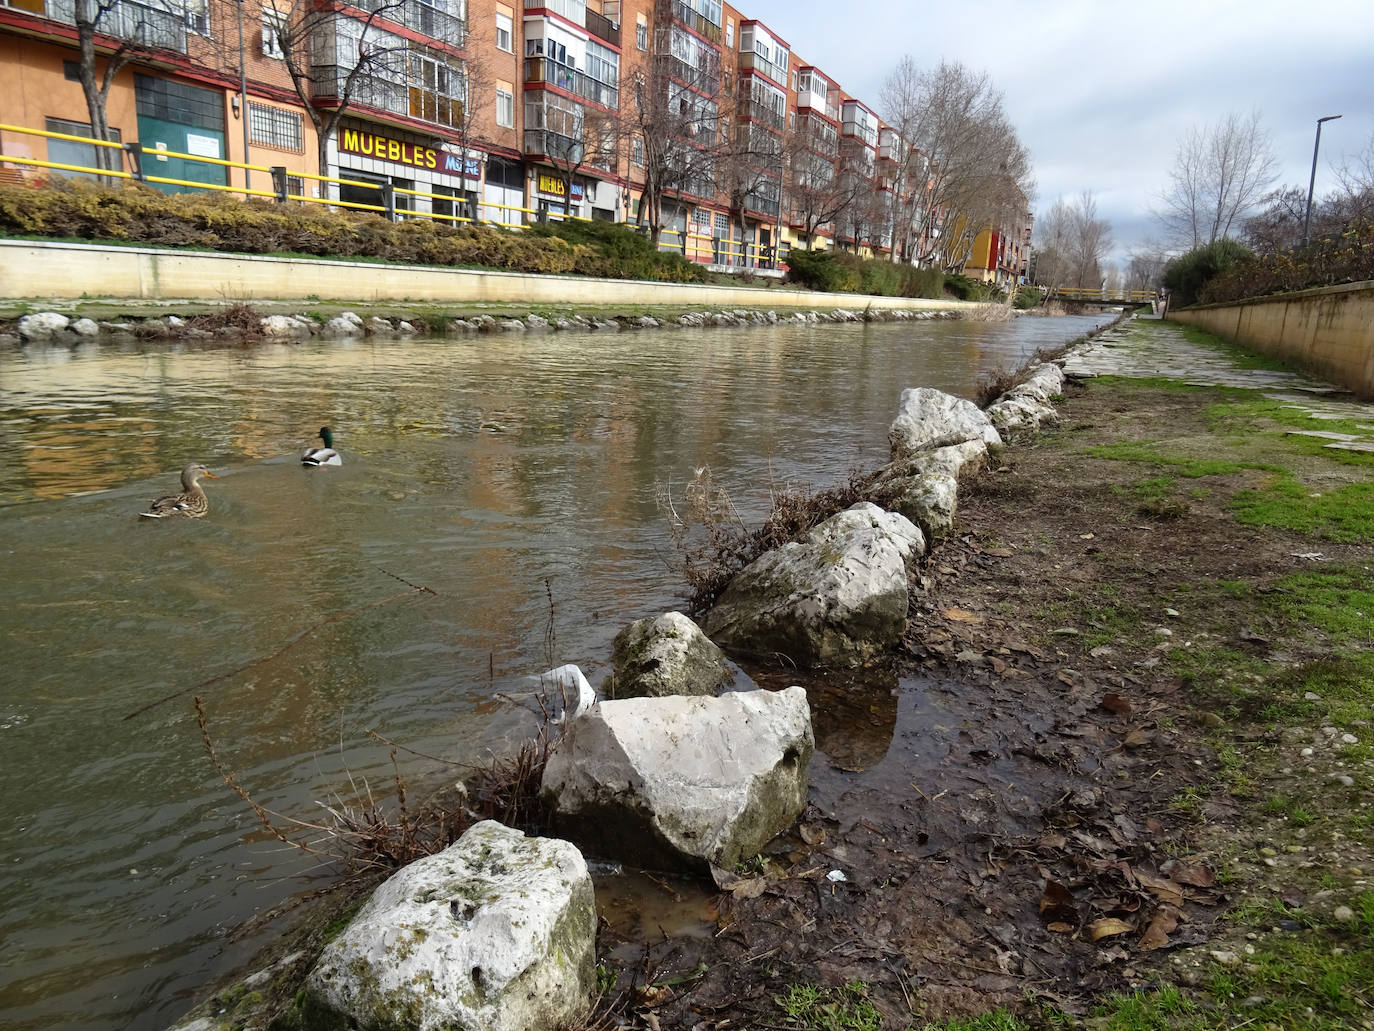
[1018,362,1066,401]
[889,387,1002,459]
[324,314,364,337]
[260,314,309,338]
[604,611,730,699]
[18,312,70,340]
[303,821,596,1031]
[885,471,959,540]
[702,502,924,666]
[987,393,1059,436]
[541,687,813,871]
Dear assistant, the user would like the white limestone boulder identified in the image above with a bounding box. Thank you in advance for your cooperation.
[18,312,70,340]
[604,611,731,699]
[302,821,596,1031]
[323,315,364,337]
[1017,362,1066,402]
[541,687,813,871]
[260,314,310,338]
[884,471,959,541]
[889,387,1002,459]
[702,502,924,666]
[987,394,1059,436]
[71,317,100,337]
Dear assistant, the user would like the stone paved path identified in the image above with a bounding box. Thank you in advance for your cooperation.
[1063,316,1374,454]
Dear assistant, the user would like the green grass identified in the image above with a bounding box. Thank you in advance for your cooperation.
[777,980,882,1031]
[1231,477,1374,541]
[918,894,1374,1028]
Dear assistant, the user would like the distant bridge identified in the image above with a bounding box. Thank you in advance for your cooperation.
[1051,287,1156,305]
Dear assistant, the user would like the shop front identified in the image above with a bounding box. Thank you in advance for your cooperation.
[330,120,484,221]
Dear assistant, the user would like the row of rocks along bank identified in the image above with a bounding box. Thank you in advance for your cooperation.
[171,340,1073,1031]
[6,305,958,345]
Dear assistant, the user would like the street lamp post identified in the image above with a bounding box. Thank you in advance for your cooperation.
[1302,114,1341,248]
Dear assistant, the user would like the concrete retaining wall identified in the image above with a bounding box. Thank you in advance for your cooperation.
[1168,280,1374,397]
[0,240,972,312]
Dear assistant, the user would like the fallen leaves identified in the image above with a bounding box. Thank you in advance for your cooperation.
[1088,917,1133,941]
[941,607,983,623]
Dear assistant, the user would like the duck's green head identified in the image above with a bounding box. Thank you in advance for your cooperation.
[318,426,334,448]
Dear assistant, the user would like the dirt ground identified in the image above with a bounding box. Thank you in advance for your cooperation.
[591,376,1373,1030]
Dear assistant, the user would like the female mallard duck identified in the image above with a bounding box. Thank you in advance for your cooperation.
[140,462,218,519]
[302,426,343,467]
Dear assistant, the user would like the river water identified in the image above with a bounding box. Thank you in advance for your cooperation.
[0,313,1113,1029]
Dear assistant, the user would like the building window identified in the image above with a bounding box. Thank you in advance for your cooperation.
[725,20,733,47]
[635,16,647,50]
[184,0,208,35]
[3,0,45,12]
[631,135,643,166]
[44,118,122,178]
[261,9,287,59]
[496,88,514,128]
[408,49,466,128]
[248,103,303,151]
[135,73,225,131]
[495,11,512,51]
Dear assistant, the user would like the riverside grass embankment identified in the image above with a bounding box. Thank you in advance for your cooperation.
[166,315,1374,1031]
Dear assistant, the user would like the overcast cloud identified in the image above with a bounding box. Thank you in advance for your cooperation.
[740,0,1374,267]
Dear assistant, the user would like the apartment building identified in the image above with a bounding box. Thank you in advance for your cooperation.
[0,0,1028,275]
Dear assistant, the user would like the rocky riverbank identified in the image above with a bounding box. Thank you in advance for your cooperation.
[173,314,1373,1031]
[3,302,963,346]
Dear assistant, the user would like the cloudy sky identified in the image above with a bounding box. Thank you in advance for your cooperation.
[740,0,1374,268]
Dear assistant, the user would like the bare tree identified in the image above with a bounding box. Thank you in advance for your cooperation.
[877,59,1032,270]
[265,0,466,188]
[538,100,621,218]
[68,0,190,174]
[1123,243,1170,293]
[1067,189,1112,288]
[1032,191,1112,289]
[1156,109,1278,248]
[718,119,785,264]
[785,131,858,249]
[625,18,724,245]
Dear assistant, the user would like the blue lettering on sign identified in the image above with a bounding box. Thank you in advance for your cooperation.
[439,153,483,178]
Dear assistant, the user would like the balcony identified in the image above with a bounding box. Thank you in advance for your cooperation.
[524,127,582,161]
[388,1,467,47]
[46,0,188,53]
[737,97,784,132]
[667,55,718,96]
[525,57,618,110]
[737,49,785,86]
[672,0,720,42]
[312,65,407,115]
[584,6,619,46]
[842,119,878,148]
[524,0,584,23]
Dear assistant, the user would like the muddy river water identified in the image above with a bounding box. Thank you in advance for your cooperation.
[0,313,1115,1029]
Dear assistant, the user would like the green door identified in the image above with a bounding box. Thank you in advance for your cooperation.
[134,75,227,194]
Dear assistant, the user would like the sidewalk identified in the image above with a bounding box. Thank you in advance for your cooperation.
[1065,316,1374,454]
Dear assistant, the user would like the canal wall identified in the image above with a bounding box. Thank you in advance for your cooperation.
[1167,280,1374,398]
[0,240,974,312]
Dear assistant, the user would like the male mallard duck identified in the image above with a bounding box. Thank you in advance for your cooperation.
[140,462,218,519]
[302,426,343,467]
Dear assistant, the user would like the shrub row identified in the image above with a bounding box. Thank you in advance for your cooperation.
[0,179,715,281]
[1197,221,1374,305]
[783,247,952,299]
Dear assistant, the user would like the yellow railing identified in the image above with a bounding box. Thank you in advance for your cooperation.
[656,226,782,270]
[1055,286,1156,302]
[1,121,786,270]
[0,121,592,230]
